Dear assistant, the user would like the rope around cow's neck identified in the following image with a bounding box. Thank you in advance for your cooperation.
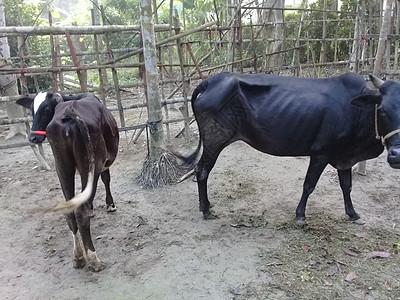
[382,129,400,145]
[375,104,380,140]
[375,104,400,146]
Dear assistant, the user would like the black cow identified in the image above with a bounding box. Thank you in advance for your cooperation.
[180,72,400,224]
[17,92,119,271]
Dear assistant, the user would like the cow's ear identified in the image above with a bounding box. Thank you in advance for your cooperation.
[350,94,382,110]
[16,97,34,109]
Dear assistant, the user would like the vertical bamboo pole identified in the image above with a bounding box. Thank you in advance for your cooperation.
[54,36,64,91]
[226,0,234,71]
[349,6,361,73]
[359,0,366,70]
[17,36,51,170]
[374,0,394,76]
[153,0,170,143]
[395,1,400,73]
[368,0,374,71]
[140,0,164,159]
[237,8,243,73]
[249,16,257,73]
[385,3,394,73]
[168,0,174,78]
[318,0,327,77]
[354,5,365,174]
[292,0,307,77]
[48,12,58,91]
[174,16,190,139]
[101,9,125,128]
[92,9,106,105]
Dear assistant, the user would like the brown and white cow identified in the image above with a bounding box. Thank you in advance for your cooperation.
[17,92,119,271]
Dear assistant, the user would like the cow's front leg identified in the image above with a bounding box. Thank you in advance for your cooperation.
[296,156,328,225]
[337,169,363,223]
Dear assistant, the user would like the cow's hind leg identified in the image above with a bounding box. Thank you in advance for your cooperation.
[65,212,85,268]
[76,174,105,271]
[75,202,105,271]
[101,169,116,212]
[71,228,85,268]
[195,111,236,218]
[295,156,328,225]
[196,155,215,219]
[196,141,233,219]
[55,155,86,268]
[337,169,362,223]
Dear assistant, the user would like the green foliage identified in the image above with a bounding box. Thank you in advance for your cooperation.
[2,0,368,92]
[102,0,141,25]
[4,0,47,57]
[283,0,357,66]
[4,0,52,91]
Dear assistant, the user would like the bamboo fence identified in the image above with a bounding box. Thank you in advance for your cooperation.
[0,0,398,158]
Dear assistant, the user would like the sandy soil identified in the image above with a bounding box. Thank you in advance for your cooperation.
[1,123,400,299]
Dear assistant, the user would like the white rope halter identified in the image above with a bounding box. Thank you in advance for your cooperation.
[375,104,400,146]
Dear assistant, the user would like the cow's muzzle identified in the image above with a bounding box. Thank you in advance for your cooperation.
[387,146,400,169]
[29,131,46,144]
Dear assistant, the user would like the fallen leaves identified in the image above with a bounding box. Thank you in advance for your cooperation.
[322,279,333,286]
[344,248,360,257]
[300,271,312,282]
[368,251,391,259]
[393,241,400,249]
[326,264,339,276]
[345,271,357,282]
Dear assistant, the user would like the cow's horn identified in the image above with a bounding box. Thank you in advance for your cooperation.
[369,74,384,89]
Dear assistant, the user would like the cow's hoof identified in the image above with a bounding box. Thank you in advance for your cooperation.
[203,211,217,220]
[73,257,86,269]
[295,218,307,227]
[87,260,106,272]
[107,204,117,212]
[352,218,366,225]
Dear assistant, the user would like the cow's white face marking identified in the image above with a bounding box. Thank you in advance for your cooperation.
[33,92,48,115]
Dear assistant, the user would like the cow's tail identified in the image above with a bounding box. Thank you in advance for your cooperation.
[176,81,208,183]
[48,170,94,214]
[46,114,95,214]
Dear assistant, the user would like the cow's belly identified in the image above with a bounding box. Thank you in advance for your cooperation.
[239,121,322,156]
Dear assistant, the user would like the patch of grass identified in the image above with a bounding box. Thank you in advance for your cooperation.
[232,214,269,228]
[253,216,400,300]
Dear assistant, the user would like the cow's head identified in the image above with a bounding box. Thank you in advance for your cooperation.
[16,92,63,144]
[351,75,400,168]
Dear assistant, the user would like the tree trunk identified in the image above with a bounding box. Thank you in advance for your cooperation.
[373,0,394,76]
[138,0,186,187]
[140,0,164,160]
[0,0,25,140]
[263,0,285,72]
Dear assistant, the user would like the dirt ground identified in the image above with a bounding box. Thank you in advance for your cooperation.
[1,118,400,299]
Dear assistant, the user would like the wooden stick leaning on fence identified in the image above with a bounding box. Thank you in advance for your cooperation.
[103,21,216,65]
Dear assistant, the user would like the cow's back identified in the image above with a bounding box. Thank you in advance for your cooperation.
[192,72,378,161]
[47,98,119,171]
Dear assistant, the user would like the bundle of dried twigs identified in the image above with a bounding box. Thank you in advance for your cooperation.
[138,150,188,188]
